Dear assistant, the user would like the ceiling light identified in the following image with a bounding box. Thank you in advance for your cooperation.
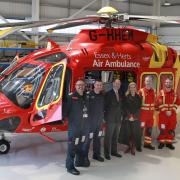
[164,2,171,6]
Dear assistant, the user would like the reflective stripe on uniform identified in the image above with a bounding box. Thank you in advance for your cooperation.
[140,88,155,110]
[144,140,151,144]
[159,139,166,143]
[160,90,178,112]
[161,90,165,104]
[166,139,172,143]
[141,107,155,110]
[140,88,145,106]
[145,136,152,140]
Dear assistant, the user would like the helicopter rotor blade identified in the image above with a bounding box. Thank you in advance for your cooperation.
[0,17,109,38]
[125,15,180,24]
[47,16,108,32]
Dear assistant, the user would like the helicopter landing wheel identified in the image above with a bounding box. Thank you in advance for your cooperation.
[0,139,10,154]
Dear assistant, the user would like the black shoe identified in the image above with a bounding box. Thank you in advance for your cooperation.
[75,161,83,167]
[166,144,175,150]
[83,157,90,167]
[136,148,142,152]
[93,155,104,162]
[158,143,165,149]
[105,155,111,160]
[111,153,122,158]
[144,144,155,150]
[67,168,80,175]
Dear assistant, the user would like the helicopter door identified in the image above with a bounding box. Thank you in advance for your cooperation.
[30,61,66,126]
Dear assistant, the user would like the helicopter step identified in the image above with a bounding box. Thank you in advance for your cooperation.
[0,132,11,154]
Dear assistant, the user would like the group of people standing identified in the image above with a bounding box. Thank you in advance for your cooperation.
[63,76,179,175]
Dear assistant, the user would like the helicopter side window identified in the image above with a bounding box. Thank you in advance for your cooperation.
[38,64,63,107]
[159,73,174,90]
[141,74,158,92]
[35,52,67,64]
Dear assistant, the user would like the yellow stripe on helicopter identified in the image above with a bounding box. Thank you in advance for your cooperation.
[149,42,167,68]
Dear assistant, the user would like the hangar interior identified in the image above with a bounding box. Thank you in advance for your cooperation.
[0,0,180,180]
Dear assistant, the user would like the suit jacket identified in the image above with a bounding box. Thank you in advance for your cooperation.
[104,89,123,123]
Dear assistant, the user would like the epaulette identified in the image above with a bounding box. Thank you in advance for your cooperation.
[86,91,90,99]
[68,92,73,96]
[86,91,90,95]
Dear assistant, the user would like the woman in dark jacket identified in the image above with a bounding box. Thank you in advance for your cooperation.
[123,82,142,155]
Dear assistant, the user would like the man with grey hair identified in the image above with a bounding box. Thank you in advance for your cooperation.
[104,79,123,160]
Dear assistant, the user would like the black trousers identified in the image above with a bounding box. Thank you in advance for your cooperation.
[124,120,142,149]
[104,122,120,156]
[83,126,102,158]
[66,131,83,170]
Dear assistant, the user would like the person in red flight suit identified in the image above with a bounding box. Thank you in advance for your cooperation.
[157,78,179,150]
[138,76,156,150]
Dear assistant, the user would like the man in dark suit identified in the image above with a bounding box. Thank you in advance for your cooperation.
[104,79,123,160]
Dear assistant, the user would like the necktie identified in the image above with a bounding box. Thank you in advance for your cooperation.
[115,90,119,102]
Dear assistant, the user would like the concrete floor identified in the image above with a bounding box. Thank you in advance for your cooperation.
[0,126,180,180]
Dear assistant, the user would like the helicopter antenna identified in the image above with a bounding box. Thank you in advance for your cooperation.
[66,38,78,51]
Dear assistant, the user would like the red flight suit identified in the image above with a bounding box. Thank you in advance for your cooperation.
[138,87,156,145]
[157,89,179,144]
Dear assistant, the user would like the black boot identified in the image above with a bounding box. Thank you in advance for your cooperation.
[166,144,175,150]
[144,144,155,150]
[83,157,90,167]
[158,143,165,149]
[93,155,104,162]
[67,167,80,175]
[75,156,84,167]
[136,147,142,152]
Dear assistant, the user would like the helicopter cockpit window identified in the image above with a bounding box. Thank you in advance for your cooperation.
[141,74,158,92]
[35,52,67,64]
[0,63,45,109]
[37,64,63,107]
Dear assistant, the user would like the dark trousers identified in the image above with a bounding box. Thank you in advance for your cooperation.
[104,122,120,156]
[66,131,83,170]
[83,126,102,158]
[124,120,142,149]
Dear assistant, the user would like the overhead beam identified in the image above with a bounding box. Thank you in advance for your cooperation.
[102,0,110,7]
[31,0,40,46]
[151,0,161,34]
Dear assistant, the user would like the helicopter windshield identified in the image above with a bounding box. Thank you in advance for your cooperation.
[0,63,46,109]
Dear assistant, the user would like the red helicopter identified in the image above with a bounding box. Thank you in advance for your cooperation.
[0,6,180,154]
